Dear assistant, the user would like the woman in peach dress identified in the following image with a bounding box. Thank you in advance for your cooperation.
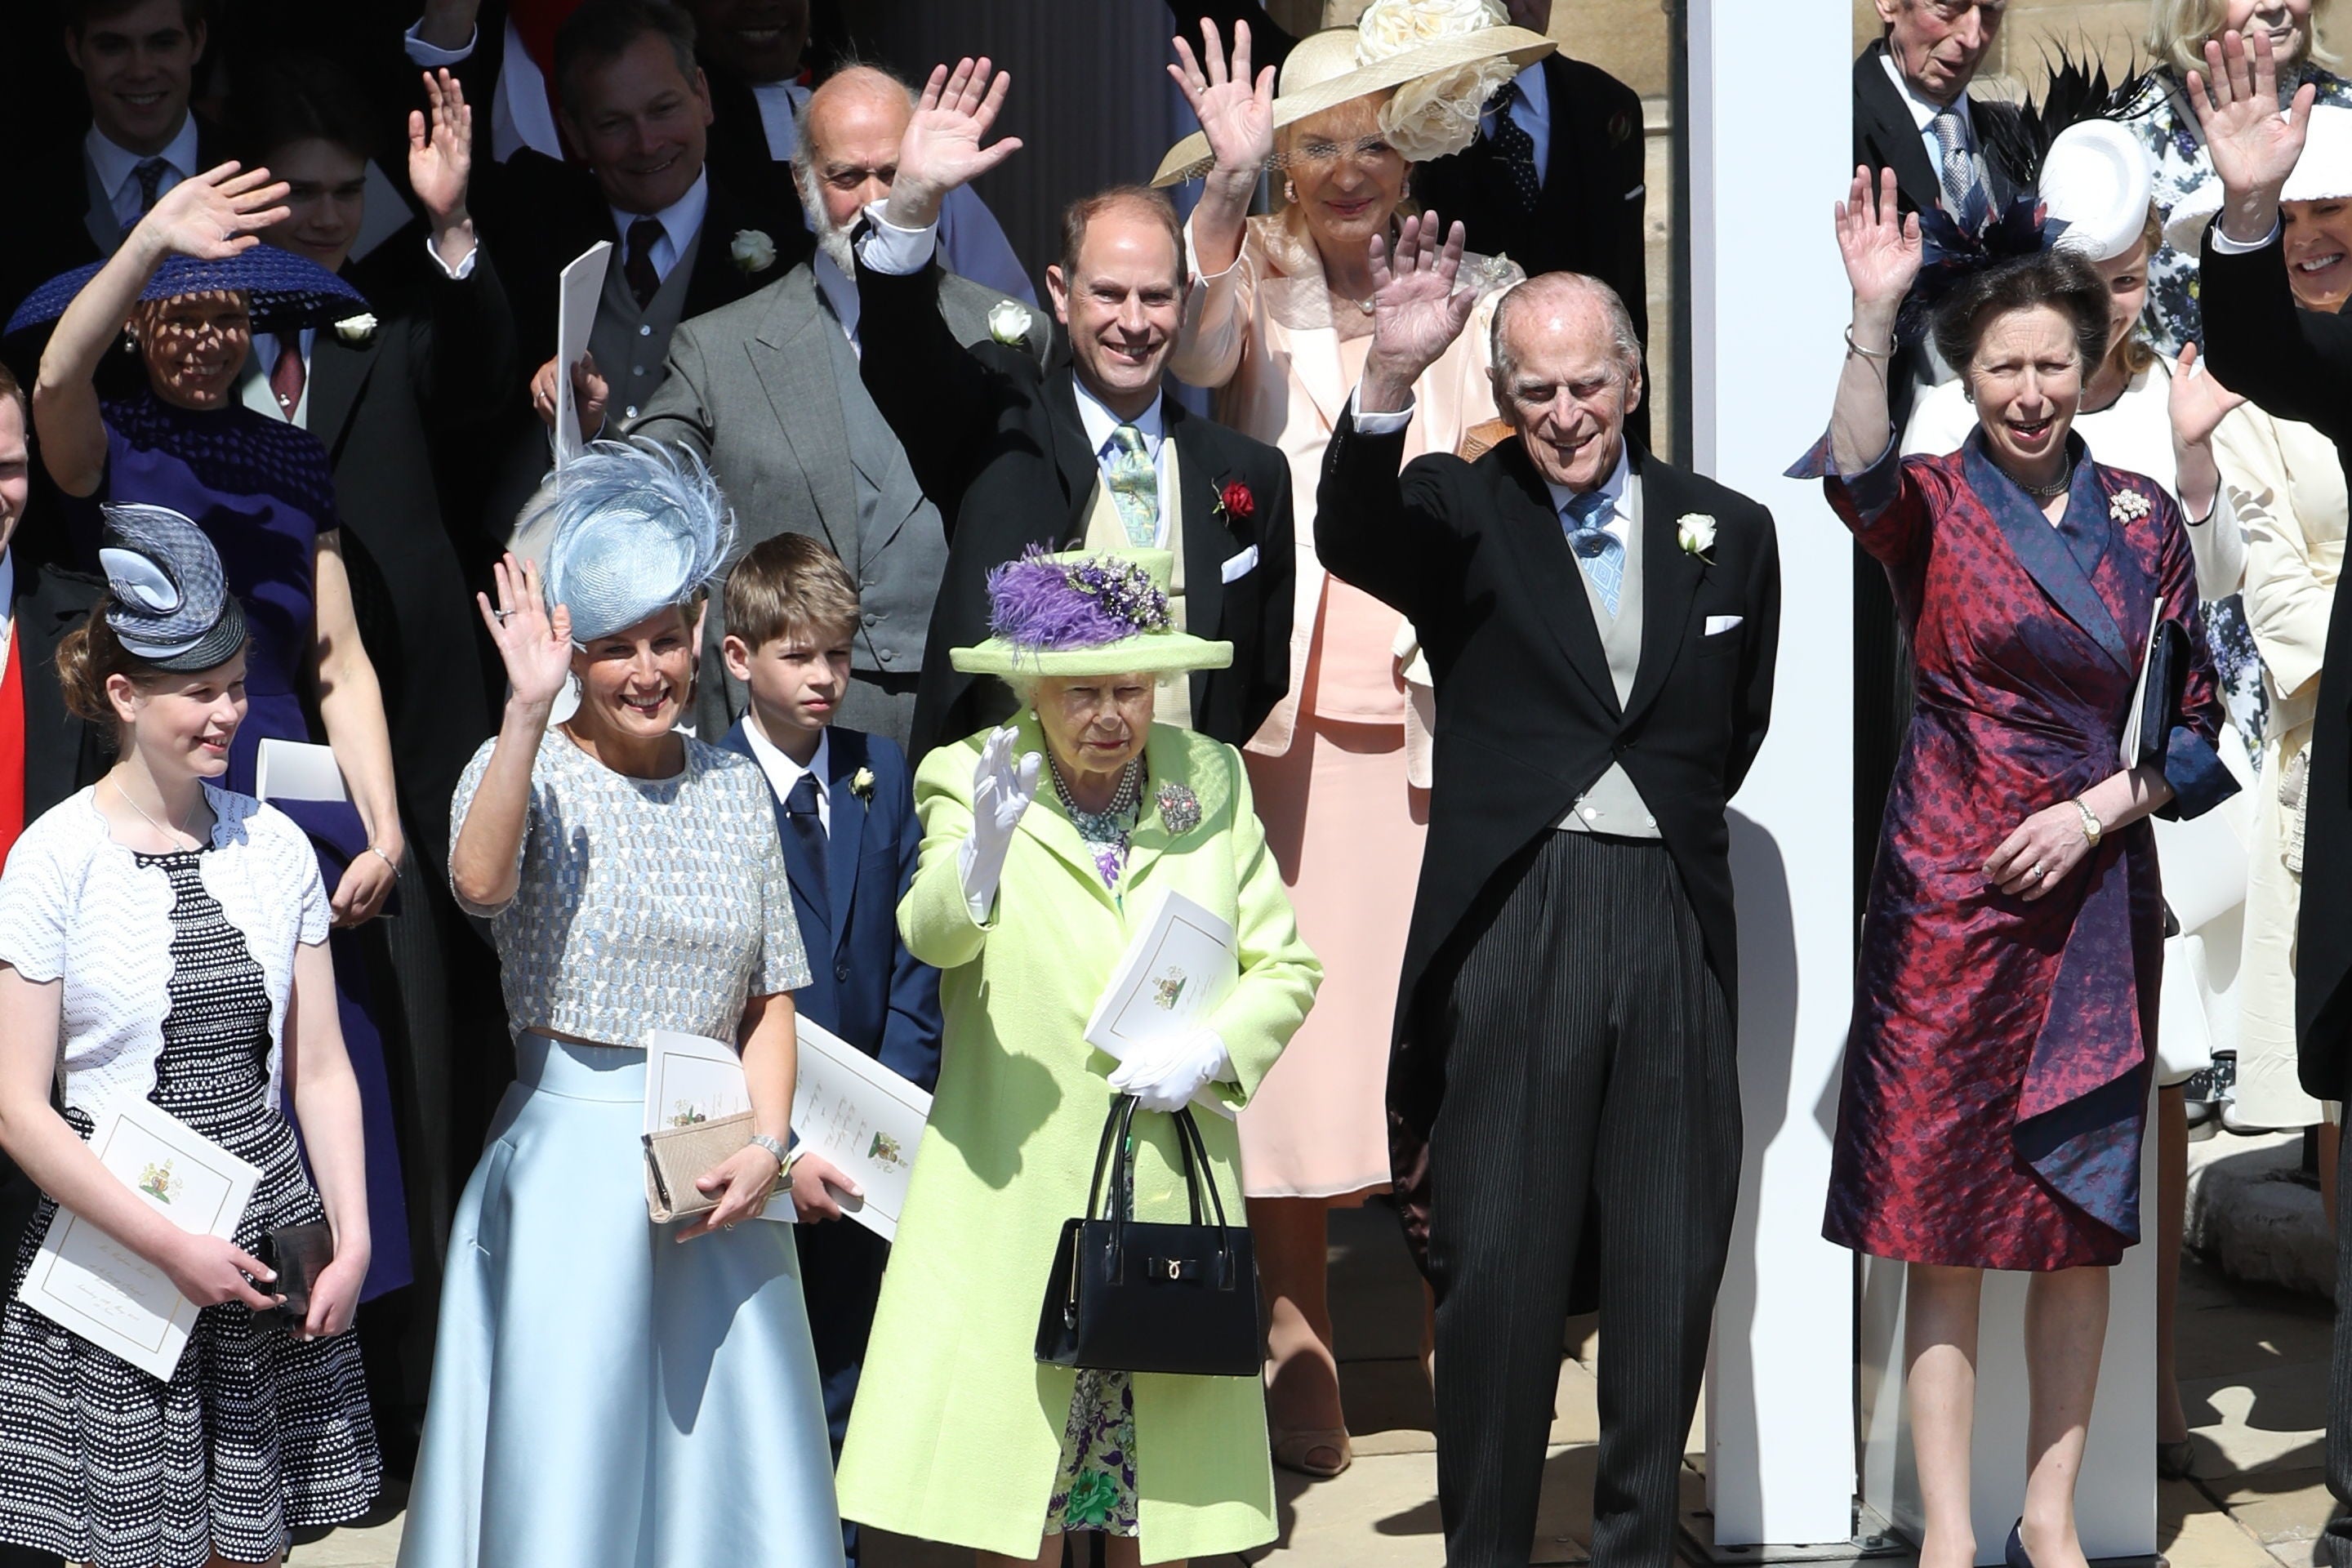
[1162,4,1544,1477]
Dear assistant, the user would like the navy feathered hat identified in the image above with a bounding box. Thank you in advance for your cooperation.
[5,245,366,338]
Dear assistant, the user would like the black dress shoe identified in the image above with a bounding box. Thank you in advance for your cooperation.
[2007,1520,2034,1568]
[2160,1437,2195,1479]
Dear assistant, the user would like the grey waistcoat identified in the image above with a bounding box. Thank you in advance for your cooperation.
[593,234,698,424]
[1558,476,1661,839]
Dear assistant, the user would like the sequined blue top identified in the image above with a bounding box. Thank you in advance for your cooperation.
[452,730,811,1046]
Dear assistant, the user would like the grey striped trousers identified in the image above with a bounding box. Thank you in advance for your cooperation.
[1424,830,1741,1567]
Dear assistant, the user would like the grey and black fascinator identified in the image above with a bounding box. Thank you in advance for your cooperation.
[96,504,247,670]
[540,440,737,644]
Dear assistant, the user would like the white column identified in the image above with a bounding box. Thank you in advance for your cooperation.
[1687,0,1861,1547]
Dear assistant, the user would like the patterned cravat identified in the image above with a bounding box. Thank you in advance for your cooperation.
[131,157,170,221]
[1105,424,1159,546]
[1929,107,1988,227]
[269,338,306,421]
[1563,489,1624,617]
[1486,85,1541,212]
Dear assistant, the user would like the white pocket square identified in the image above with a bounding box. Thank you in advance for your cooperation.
[1219,545,1259,584]
[1704,614,1744,636]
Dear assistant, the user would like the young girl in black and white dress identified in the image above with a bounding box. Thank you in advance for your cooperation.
[0,504,378,1568]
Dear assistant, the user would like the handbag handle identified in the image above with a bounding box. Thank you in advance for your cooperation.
[1080,1095,1241,1289]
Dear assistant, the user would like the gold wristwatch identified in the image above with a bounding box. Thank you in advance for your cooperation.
[2072,797,2103,849]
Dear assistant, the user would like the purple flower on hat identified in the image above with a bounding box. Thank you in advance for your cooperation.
[984,548,1171,654]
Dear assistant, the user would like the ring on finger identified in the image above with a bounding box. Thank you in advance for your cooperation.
[2029,862,2044,880]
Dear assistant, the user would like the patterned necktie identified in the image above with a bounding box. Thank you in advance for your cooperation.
[784,770,830,916]
[1929,107,1988,227]
[1563,490,1624,617]
[1486,86,1540,213]
[624,217,664,308]
[269,338,305,421]
[131,157,170,222]
[1106,424,1159,546]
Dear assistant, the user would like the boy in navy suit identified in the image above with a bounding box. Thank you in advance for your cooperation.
[716,534,942,1566]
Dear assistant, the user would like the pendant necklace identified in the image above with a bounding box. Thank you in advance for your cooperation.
[1045,751,1144,890]
[112,775,203,849]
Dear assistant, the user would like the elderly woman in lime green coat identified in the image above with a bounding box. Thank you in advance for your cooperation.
[835,552,1321,1568]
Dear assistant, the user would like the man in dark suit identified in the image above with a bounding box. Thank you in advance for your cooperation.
[1318,228,1777,1567]
[0,365,93,1568]
[2,0,229,394]
[1168,0,1649,434]
[476,0,808,535]
[1853,0,2018,222]
[621,63,1046,749]
[2193,35,2352,1564]
[711,532,940,1568]
[853,60,1295,759]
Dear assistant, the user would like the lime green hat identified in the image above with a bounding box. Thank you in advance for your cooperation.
[949,548,1233,678]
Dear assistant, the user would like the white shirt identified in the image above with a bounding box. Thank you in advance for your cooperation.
[1879,48,1977,176]
[610,170,710,285]
[1072,378,1171,546]
[1478,61,1552,188]
[813,251,862,350]
[246,328,318,424]
[87,116,200,229]
[752,79,813,161]
[405,17,564,164]
[742,717,831,837]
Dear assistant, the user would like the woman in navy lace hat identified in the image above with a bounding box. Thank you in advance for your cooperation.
[17,163,417,1311]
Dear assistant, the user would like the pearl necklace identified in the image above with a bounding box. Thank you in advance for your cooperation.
[2018,459,2074,499]
[1045,752,1145,889]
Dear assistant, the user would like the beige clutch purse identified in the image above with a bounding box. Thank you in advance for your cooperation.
[643,1111,759,1223]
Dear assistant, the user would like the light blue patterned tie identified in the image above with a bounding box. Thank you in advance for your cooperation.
[1563,490,1623,617]
[1930,107,1988,228]
[1105,425,1159,546]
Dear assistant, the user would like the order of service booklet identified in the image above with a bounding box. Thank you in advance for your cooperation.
[644,1023,933,1237]
[16,1098,261,1382]
[1082,889,1242,1119]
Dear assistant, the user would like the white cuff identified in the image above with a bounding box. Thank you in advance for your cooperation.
[2209,217,2281,254]
[1347,383,1417,434]
[426,231,479,279]
[855,202,940,277]
[404,18,475,65]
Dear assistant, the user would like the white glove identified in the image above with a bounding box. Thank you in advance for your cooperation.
[1108,1027,1233,1115]
[958,725,1042,923]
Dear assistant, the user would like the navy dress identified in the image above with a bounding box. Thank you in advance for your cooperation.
[67,390,412,1298]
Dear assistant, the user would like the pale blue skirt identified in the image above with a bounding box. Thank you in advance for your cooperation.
[398,1035,844,1568]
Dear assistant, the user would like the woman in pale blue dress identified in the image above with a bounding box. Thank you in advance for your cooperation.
[399,443,842,1567]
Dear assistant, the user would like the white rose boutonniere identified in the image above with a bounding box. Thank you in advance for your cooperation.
[1677,513,1718,564]
[730,229,778,275]
[987,300,1033,347]
[333,313,378,345]
[2109,488,2152,524]
[850,766,876,804]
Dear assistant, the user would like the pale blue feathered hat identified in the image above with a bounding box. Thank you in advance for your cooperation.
[538,440,736,643]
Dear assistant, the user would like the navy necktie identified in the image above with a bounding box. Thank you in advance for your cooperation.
[624,217,664,308]
[785,770,829,915]
[1486,87,1540,213]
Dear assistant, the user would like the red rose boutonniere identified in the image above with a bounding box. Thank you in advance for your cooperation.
[1215,479,1255,523]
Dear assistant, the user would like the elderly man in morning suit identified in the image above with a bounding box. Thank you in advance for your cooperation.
[620,64,1045,748]
[1319,232,1778,1565]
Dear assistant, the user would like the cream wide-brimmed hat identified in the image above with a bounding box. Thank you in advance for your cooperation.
[2040,119,2155,261]
[1152,0,1555,186]
[2163,102,2352,255]
[950,550,1233,679]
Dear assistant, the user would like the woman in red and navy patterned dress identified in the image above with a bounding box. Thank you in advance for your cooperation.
[1797,170,2236,1568]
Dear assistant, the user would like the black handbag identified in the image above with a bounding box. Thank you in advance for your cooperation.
[2126,616,2191,773]
[1034,1095,1261,1378]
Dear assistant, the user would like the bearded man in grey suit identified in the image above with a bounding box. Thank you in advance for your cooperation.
[618,63,1045,745]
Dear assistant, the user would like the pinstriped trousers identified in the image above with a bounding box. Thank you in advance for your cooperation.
[1425,831,1741,1568]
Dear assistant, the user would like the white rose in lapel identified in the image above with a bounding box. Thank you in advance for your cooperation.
[987,300,1033,347]
[730,229,777,275]
[850,766,876,804]
[1676,512,1717,564]
[333,312,378,345]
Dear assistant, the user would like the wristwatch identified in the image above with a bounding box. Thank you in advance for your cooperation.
[2071,797,2103,850]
